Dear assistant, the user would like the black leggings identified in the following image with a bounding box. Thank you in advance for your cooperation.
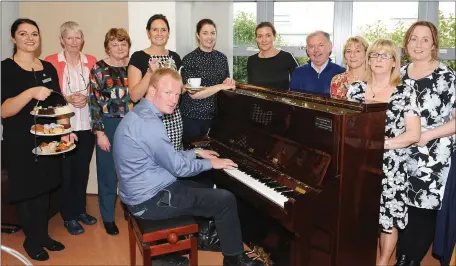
[397,205,437,262]
[16,193,51,248]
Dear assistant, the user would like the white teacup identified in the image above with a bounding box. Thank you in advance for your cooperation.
[187,78,201,89]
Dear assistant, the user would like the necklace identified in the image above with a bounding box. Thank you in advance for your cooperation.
[370,84,389,98]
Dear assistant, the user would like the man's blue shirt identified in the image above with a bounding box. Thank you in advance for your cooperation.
[113,98,212,206]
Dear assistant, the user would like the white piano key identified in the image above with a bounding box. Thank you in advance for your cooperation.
[223,168,288,208]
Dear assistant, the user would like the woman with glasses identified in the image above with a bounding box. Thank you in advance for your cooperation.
[395,21,456,266]
[45,21,97,236]
[1,18,67,261]
[128,14,184,151]
[330,36,368,100]
[347,39,421,266]
[88,28,132,236]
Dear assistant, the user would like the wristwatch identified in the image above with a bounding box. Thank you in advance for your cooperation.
[194,148,202,157]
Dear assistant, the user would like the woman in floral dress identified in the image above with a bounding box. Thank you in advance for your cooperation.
[395,21,456,266]
[330,36,368,100]
[347,39,421,266]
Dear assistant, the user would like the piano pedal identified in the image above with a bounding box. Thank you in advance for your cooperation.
[244,250,256,255]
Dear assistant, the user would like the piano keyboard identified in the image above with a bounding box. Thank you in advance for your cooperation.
[223,167,299,208]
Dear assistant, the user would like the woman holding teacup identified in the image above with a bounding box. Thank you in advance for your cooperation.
[180,18,235,147]
[128,14,184,151]
[45,21,98,236]
[88,28,132,236]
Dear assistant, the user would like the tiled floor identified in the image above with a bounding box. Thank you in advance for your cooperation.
[1,195,440,265]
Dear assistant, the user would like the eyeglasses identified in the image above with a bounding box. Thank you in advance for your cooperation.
[66,63,88,94]
[368,52,394,60]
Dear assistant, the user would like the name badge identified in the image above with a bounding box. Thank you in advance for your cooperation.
[42,77,52,83]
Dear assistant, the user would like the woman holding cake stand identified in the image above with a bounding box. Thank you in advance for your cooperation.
[1,18,72,261]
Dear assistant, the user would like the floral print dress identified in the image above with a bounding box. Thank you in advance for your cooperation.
[401,62,456,210]
[347,81,419,233]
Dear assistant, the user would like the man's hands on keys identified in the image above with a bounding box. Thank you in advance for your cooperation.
[195,149,219,159]
[210,158,238,170]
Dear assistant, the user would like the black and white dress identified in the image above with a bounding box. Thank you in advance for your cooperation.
[129,50,184,150]
[347,81,419,233]
[401,62,456,210]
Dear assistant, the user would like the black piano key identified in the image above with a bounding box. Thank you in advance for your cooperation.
[275,187,290,192]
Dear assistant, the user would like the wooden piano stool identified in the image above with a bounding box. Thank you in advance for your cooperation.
[126,210,198,266]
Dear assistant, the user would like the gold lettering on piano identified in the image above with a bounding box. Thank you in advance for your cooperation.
[295,186,306,194]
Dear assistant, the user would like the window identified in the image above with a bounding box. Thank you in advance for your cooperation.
[438,1,455,48]
[233,2,257,83]
[352,2,419,47]
[233,2,257,47]
[274,2,334,47]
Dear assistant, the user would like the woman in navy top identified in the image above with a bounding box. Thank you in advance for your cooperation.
[180,19,235,147]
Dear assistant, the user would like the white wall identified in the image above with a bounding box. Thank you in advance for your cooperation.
[175,1,234,76]
[1,2,19,60]
[128,2,177,54]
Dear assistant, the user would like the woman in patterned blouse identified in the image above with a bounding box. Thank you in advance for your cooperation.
[128,14,184,151]
[395,21,456,266]
[330,36,368,100]
[346,39,421,266]
[88,28,132,236]
[180,19,235,147]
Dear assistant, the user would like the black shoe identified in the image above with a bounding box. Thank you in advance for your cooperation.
[23,243,49,261]
[42,239,65,251]
[395,255,410,266]
[77,213,97,225]
[64,220,85,235]
[151,253,189,266]
[103,221,119,235]
[223,253,266,266]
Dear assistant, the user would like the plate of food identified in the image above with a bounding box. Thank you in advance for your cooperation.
[30,104,73,117]
[30,123,73,136]
[32,141,76,155]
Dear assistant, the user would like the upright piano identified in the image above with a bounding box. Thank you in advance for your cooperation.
[198,84,388,266]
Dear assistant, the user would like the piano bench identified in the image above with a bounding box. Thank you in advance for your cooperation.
[126,210,198,266]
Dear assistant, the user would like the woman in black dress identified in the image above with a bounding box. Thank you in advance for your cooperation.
[1,19,67,261]
[247,21,298,91]
[128,14,184,150]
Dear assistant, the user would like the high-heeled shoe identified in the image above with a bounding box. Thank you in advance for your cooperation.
[23,243,49,261]
[42,239,65,251]
[394,255,410,266]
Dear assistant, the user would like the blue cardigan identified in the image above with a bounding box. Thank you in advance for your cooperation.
[290,59,345,96]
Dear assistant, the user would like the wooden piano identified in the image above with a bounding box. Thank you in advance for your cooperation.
[196,84,388,266]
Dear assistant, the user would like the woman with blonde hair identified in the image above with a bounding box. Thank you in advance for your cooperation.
[396,20,455,266]
[330,36,368,99]
[347,39,421,266]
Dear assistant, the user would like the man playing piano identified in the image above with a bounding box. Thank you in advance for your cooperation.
[112,68,266,266]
